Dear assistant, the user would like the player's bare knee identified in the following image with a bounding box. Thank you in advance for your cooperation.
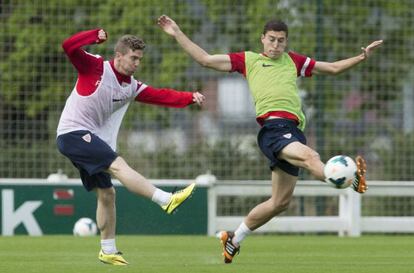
[108,156,127,175]
[303,150,321,170]
[98,187,116,205]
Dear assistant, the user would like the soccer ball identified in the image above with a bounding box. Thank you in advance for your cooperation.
[324,155,357,189]
[73,217,98,236]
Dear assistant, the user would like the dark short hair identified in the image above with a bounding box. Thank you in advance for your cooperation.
[114,35,146,54]
[263,20,288,37]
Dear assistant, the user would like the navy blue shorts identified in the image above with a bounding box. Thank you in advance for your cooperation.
[57,130,118,191]
[257,119,307,176]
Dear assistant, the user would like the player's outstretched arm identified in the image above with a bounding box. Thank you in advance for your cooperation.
[313,40,383,75]
[61,29,108,75]
[157,15,231,72]
[136,85,205,108]
[62,29,107,55]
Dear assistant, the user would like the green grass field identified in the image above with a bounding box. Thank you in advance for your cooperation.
[0,235,413,273]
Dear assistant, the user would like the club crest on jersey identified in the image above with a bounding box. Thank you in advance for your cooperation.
[283,133,292,139]
[82,133,91,143]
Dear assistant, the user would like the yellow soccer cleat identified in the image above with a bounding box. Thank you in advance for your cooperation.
[162,183,196,214]
[98,250,129,265]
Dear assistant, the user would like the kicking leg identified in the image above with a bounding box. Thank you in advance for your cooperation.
[108,156,195,213]
[108,156,157,199]
[280,142,368,193]
[278,141,325,181]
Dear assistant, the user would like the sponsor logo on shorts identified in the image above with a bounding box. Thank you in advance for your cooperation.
[283,133,292,139]
[82,133,91,143]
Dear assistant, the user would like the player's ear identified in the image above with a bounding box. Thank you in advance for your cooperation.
[260,34,265,43]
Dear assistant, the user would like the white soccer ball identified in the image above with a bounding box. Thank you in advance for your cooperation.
[324,155,357,189]
[73,217,98,236]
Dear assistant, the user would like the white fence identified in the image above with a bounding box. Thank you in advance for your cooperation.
[207,180,414,237]
[2,176,413,236]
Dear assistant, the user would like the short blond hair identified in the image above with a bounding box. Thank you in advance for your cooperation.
[114,35,146,54]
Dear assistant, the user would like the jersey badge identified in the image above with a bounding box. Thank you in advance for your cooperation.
[82,133,92,143]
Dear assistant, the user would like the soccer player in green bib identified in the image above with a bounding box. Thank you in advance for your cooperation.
[158,15,382,264]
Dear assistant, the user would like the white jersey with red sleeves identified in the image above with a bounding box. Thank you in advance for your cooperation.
[57,61,147,150]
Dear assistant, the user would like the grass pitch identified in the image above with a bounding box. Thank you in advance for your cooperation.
[0,235,413,273]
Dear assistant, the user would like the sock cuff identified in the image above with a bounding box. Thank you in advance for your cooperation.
[240,222,252,233]
[151,188,172,207]
[233,222,252,245]
[101,238,115,244]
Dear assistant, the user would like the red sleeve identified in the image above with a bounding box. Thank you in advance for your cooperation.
[288,51,316,77]
[62,29,105,96]
[135,86,194,108]
[228,52,246,77]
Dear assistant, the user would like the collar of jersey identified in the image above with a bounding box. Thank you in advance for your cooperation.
[109,59,131,85]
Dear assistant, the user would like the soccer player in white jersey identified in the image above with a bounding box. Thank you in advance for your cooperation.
[158,15,382,263]
[57,28,205,265]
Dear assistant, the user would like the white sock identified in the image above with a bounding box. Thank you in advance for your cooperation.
[151,188,172,206]
[101,238,117,254]
[233,222,252,246]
